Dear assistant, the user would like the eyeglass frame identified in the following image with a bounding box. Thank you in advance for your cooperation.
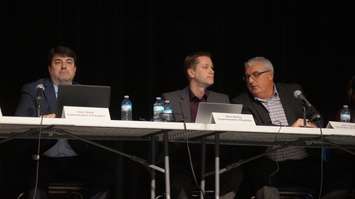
[243,70,271,81]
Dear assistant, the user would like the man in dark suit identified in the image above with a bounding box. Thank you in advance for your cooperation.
[14,46,112,199]
[162,51,242,199]
[232,57,323,199]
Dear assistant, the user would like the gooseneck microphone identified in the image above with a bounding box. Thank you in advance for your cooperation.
[293,90,312,108]
[35,84,45,117]
[293,89,322,123]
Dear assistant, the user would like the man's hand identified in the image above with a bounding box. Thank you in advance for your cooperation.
[291,118,317,128]
[42,113,56,118]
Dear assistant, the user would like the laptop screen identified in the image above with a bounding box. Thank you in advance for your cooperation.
[56,84,111,117]
[195,102,243,123]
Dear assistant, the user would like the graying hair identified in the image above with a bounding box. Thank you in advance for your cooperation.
[244,57,274,74]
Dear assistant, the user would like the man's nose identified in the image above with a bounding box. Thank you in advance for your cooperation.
[61,63,67,69]
[247,76,255,83]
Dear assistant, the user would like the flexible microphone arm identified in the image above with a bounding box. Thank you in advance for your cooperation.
[294,90,323,126]
[35,84,45,117]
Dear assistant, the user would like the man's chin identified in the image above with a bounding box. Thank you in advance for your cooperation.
[58,79,73,84]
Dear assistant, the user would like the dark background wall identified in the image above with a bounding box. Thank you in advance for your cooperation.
[2,1,355,198]
[2,0,355,122]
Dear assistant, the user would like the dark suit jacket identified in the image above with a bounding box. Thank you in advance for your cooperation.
[161,87,231,173]
[162,87,230,122]
[14,78,88,154]
[15,78,57,117]
[232,83,324,158]
[232,83,317,126]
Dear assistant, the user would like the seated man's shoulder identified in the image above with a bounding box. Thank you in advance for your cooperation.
[22,78,50,90]
[162,89,180,96]
[162,88,186,99]
[208,90,229,99]
[232,92,251,103]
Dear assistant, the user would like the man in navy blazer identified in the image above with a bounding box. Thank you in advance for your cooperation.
[162,52,243,199]
[15,78,58,117]
[13,46,112,199]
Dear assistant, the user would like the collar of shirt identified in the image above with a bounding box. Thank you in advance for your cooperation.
[189,89,208,102]
[189,89,208,122]
[53,84,58,99]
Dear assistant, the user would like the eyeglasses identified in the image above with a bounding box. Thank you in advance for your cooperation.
[243,70,270,81]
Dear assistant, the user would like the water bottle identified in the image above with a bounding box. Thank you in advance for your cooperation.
[162,99,174,122]
[340,104,351,122]
[153,97,164,121]
[121,95,132,120]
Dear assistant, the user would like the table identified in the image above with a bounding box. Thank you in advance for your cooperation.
[1,116,355,199]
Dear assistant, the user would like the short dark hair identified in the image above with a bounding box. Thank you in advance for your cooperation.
[184,51,212,79]
[48,46,78,66]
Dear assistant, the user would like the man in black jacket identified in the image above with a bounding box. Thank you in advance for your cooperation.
[233,57,321,199]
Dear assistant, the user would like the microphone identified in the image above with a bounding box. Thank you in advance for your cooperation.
[293,90,312,108]
[294,90,322,124]
[36,84,45,117]
[36,84,45,101]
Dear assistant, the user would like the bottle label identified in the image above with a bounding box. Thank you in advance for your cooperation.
[122,104,132,111]
[163,109,173,114]
[153,106,164,113]
[340,114,351,122]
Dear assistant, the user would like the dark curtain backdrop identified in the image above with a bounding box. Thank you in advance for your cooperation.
[2,0,355,121]
[2,0,355,198]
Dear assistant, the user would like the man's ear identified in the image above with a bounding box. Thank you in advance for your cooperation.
[268,72,274,81]
[187,68,195,79]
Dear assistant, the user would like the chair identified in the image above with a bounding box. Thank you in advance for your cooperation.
[278,187,314,199]
[47,182,87,199]
[191,189,214,199]
[252,186,315,199]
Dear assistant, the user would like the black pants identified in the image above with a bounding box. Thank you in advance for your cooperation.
[25,154,115,199]
[241,157,320,198]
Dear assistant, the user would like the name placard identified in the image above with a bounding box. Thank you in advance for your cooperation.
[327,121,355,130]
[210,112,256,125]
[62,106,111,121]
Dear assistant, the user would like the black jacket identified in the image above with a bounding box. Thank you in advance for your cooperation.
[15,78,88,154]
[232,83,322,127]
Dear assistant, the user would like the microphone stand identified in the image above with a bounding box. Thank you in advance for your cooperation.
[303,106,307,127]
[36,98,41,118]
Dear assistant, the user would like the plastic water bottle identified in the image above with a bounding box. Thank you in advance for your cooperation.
[162,99,174,122]
[340,104,351,122]
[153,97,164,121]
[121,95,132,120]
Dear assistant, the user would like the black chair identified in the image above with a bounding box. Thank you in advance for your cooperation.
[47,182,87,199]
[278,187,314,199]
[191,190,214,199]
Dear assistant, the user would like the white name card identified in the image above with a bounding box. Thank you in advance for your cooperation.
[210,112,256,125]
[327,121,355,129]
[62,106,111,121]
